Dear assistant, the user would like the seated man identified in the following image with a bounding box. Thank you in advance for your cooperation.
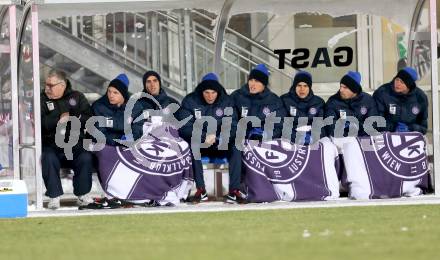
[177,73,245,204]
[230,64,286,141]
[91,73,130,146]
[132,70,179,140]
[325,71,378,138]
[281,70,325,144]
[41,69,93,209]
[373,67,428,134]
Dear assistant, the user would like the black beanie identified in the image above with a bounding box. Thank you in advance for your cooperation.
[340,71,362,94]
[108,74,129,101]
[248,64,269,87]
[395,67,418,90]
[197,72,223,94]
[142,70,161,90]
[293,71,312,88]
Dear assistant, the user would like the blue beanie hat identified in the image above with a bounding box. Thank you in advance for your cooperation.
[293,70,312,88]
[248,64,269,86]
[109,73,130,101]
[396,67,418,90]
[197,72,223,94]
[340,71,362,94]
[202,72,219,82]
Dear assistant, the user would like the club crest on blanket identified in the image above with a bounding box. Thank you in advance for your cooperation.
[368,132,428,179]
[243,139,312,183]
[122,125,192,175]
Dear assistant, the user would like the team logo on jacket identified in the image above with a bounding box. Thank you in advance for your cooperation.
[68,98,77,107]
[121,135,192,176]
[215,108,223,117]
[243,140,311,183]
[371,132,428,179]
[262,107,271,116]
[241,107,248,117]
[290,106,297,116]
[309,107,317,116]
[360,106,368,115]
[389,104,396,115]
[411,106,420,115]
[46,101,54,111]
[194,108,202,119]
[339,110,347,119]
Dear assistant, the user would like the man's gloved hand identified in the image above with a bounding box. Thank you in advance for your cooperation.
[120,134,133,141]
[396,122,409,132]
[304,131,312,145]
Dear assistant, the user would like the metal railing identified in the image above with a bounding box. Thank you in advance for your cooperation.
[46,9,294,96]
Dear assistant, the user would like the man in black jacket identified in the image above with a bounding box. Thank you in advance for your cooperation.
[41,69,93,209]
[325,71,378,137]
[230,64,286,141]
[177,73,244,204]
[132,70,180,140]
[281,70,325,144]
[373,67,428,134]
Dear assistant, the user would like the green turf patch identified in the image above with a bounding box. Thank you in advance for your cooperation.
[1,205,439,260]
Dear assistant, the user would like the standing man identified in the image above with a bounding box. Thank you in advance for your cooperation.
[231,64,286,141]
[177,73,245,204]
[373,67,428,134]
[281,70,325,144]
[41,69,93,209]
[132,70,179,140]
[325,71,378,137]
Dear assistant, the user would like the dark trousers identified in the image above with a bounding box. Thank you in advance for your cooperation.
[192,145,242,191]
[42,146,93,198]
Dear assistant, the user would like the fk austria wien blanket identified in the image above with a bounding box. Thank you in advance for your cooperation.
[243,139,340,202]
[342,132,429,199]
[95,127,193,205]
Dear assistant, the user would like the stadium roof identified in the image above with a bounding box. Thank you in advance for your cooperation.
[36,0,419,28]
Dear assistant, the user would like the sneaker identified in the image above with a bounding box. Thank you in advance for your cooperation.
[225,189,247,204]
[192,188,208,203]
[77,194,94,206]
[48,196,60,210]
[145,200,161,207]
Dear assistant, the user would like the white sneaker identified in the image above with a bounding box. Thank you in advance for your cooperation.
[48,197,60,210]
[77,194,94,206]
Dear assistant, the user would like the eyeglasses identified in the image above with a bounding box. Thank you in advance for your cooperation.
[45,81,64,89]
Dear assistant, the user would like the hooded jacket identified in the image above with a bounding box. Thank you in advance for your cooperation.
[281,88,326,141]
[230,84,286,139]
[325,91,378,137]
[373,82,428,134]
[177,81,238,144]
[131,88,180,140]
[91,95,128,146]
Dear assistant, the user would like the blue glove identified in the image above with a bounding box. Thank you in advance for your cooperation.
[120,134,133,141]
[304,132,312,145]
[344,121,350,129]
[248,127,264,140]
[396,122,409,132]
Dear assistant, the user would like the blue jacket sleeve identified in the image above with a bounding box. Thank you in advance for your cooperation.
[176,98,196,142]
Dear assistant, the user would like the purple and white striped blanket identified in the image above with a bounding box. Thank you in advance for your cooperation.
[244,139,340,202]
[341,132,429,199]
[96,128,193,205]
